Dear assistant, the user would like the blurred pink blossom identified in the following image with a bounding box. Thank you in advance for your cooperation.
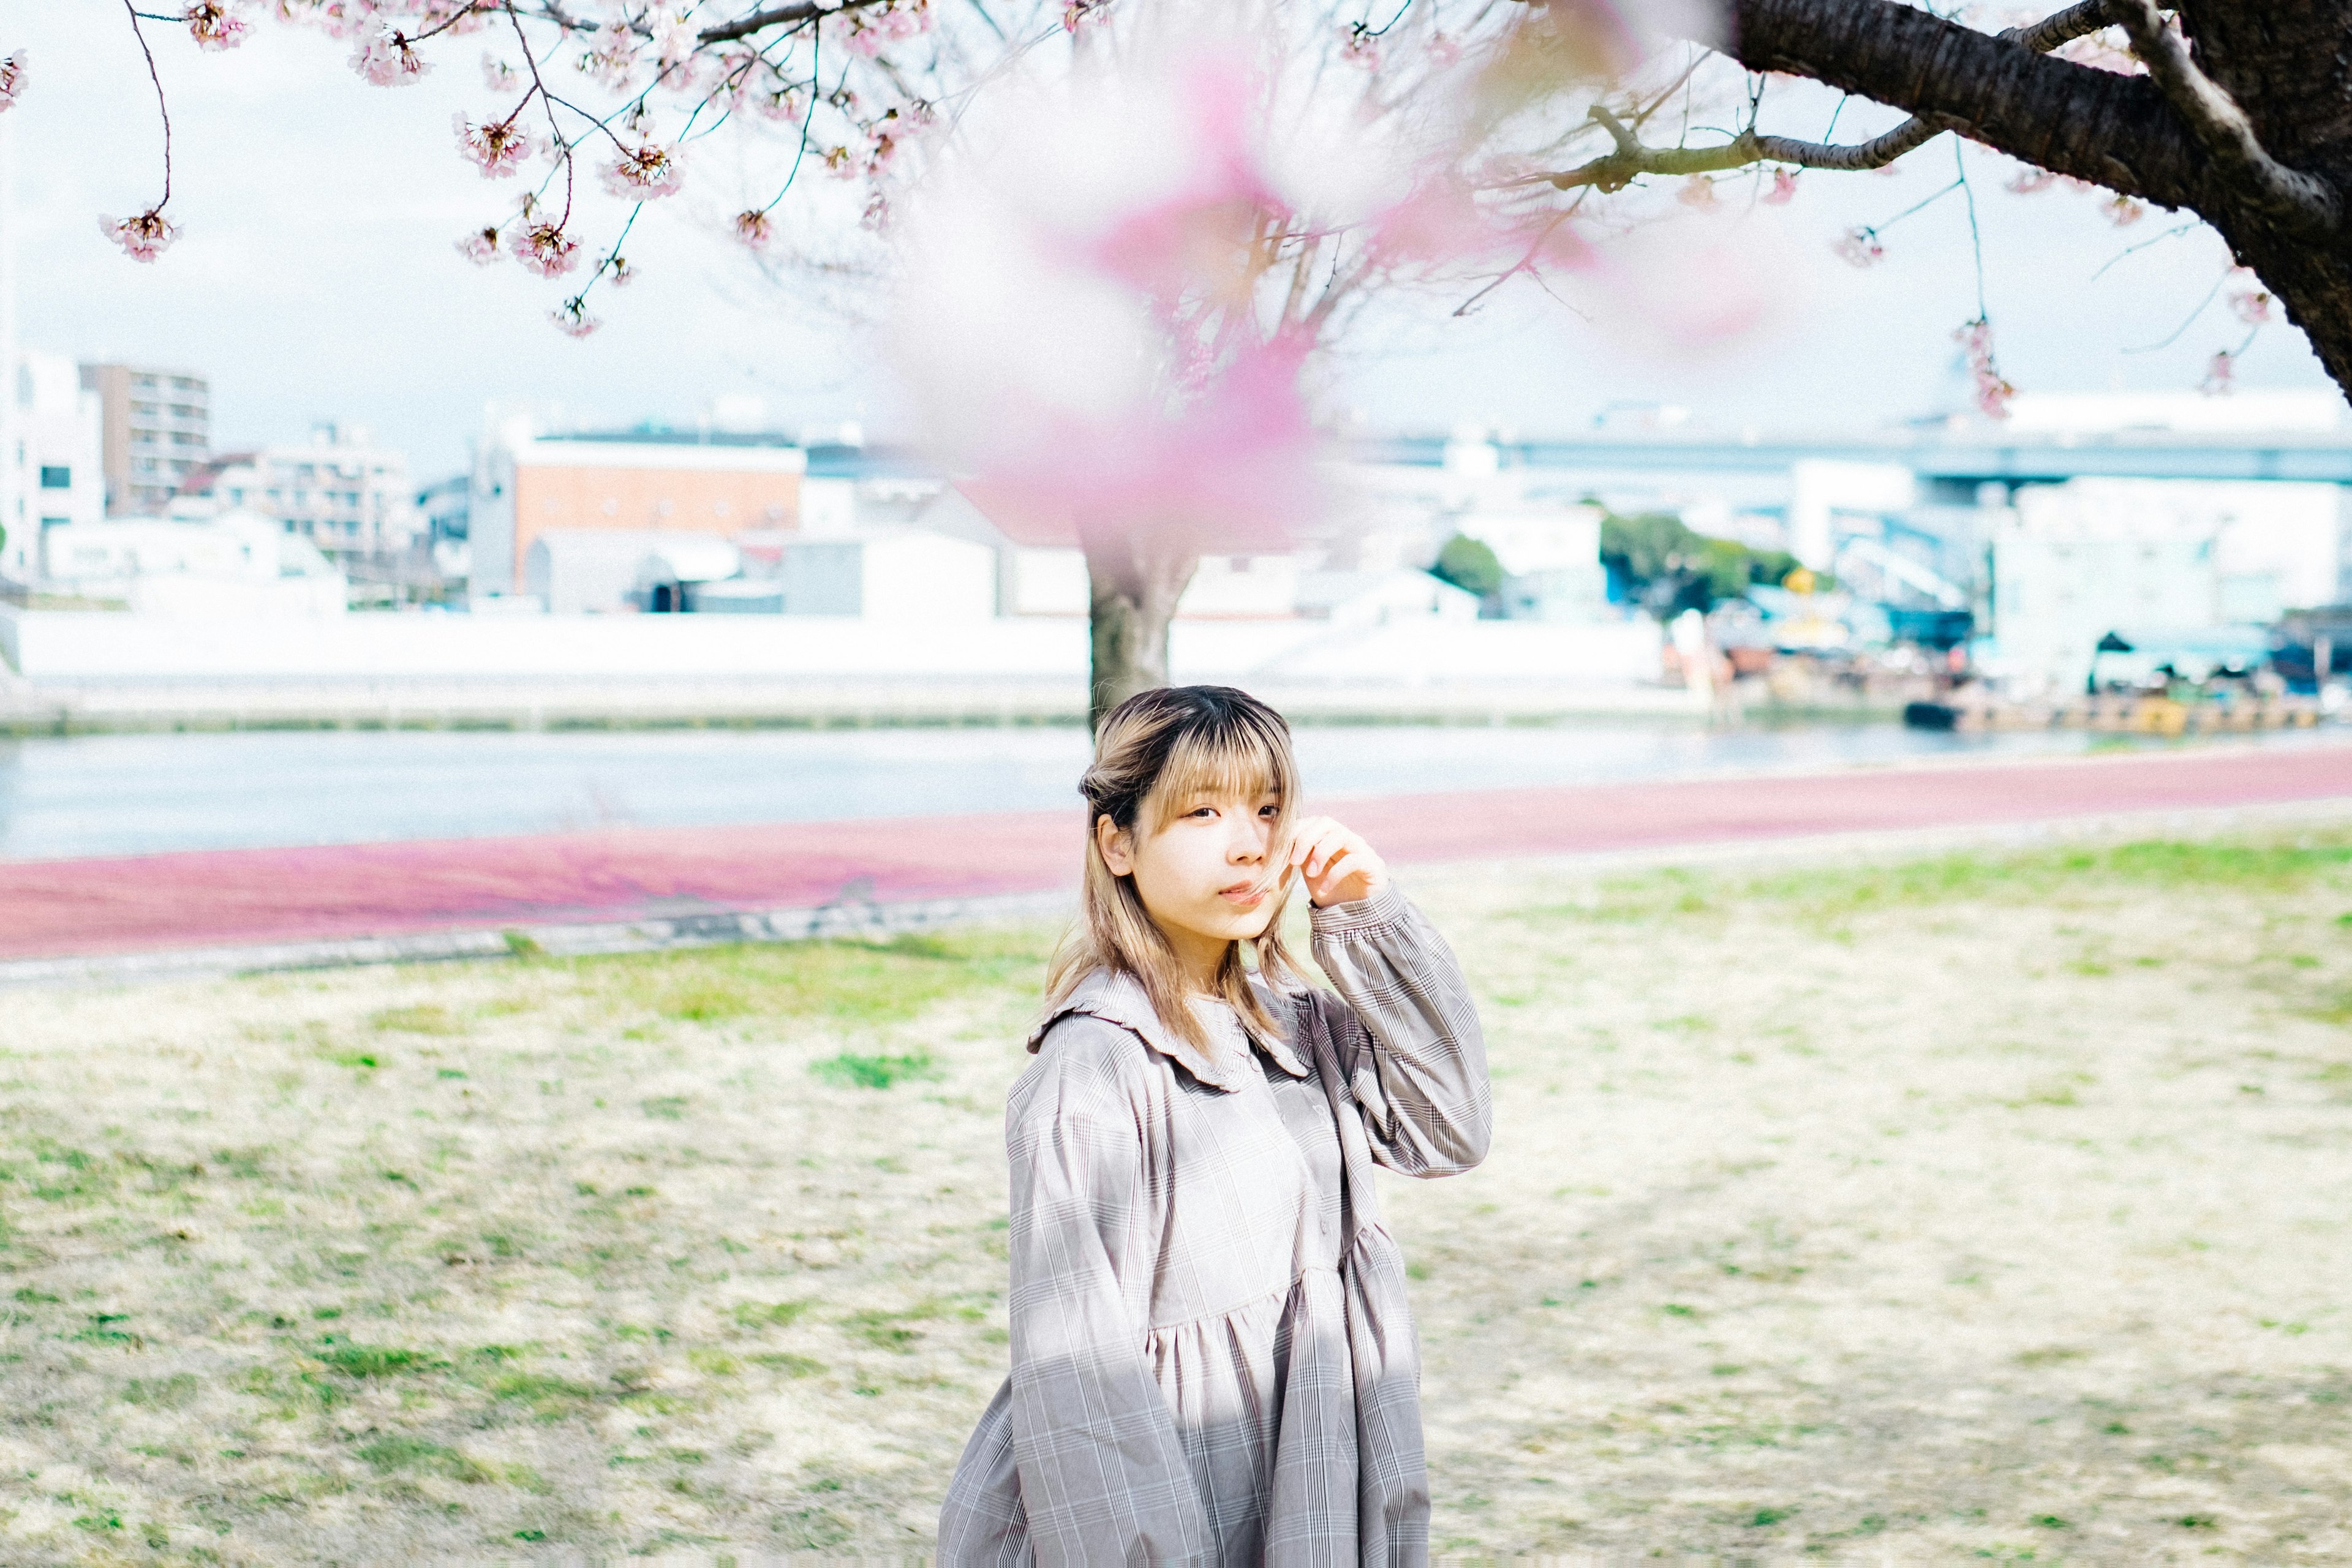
[1762,168,1798,205]
[2105,194,2146,226]
[0,52,23,112]
[734,209,775,249]
[1954,318,2016,418]
[186,2,252,51]
[655,13,704,87]
[580,20,641,91]
[454,113,533,177]
[419,1,488,34]
[2201,349,2235,396]
[608,255,637,286]
[2005,167,2057,195]
[510,221,581,277]
[753,86,805,123]
[551,300,602,338]
[1339,24,1380,67]
[481,52,518,91]
[1832,226,1885,268]
[957,334,1321,554]
[350,24,432,87]
[601,140,684,199]
[2228,285,2273,325]
[1676,176,1717,210]
[455,225,500,265]
[101,209,181,262]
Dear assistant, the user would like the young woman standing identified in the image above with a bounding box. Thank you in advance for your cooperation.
[938,685,1490,1566]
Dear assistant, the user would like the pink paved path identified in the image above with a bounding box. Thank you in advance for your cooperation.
[4,743,2351,961]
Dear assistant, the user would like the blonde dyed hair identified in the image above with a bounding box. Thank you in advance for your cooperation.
[1047,685,1304,1057]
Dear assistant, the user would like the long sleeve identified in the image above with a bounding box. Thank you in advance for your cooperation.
[1306,883,1491,1177]
[1004,1057,1213,1564]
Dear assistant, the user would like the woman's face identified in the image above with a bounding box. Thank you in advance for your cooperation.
[1098,782,1288,965]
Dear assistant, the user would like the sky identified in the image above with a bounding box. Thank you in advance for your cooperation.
[6,1,2342,483]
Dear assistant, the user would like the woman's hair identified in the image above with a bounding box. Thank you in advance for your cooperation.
[1047,685,1304,1056]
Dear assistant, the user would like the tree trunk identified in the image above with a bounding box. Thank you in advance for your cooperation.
[1082,528,1197,731]
[1708,0,2352,403]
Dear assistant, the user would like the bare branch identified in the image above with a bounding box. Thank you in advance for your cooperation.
[1547,0,2127,190]
[2108,0,2339,233]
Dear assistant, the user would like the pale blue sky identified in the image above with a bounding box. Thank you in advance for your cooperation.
[8,1,2339,481]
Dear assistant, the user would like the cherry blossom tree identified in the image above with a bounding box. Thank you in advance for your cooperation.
[9,0,2348,722]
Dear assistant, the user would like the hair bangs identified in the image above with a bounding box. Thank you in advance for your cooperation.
[1147,707,1297,831]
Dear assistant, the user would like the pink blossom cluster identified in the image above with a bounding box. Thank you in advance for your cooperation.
[510,220,581,277]
[2201,350,2235,396]
[550,298,601,337]
[480,51,518,91]
[601,140,685,200]
[185,2,254,52]
[0,51,23,113]
[350,24,432,87]
[2228,284,2274,326]
[1831,226,1885,268]
[1954,318,2016,420]
[454,113,533,178]
[455,224,500,265]
[579,20,641,92]
[1762,168,1798,205]
[101,209,182,263]
[734,209,776,250]
[1339,24,1381,67]
[2105,194,2146,227]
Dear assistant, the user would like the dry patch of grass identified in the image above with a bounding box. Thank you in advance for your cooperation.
[3,831,2351,1561]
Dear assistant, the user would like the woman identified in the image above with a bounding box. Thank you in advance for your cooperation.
[937,685,1490,1566]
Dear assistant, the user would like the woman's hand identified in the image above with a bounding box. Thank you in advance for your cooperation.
[1284,815,1389,908]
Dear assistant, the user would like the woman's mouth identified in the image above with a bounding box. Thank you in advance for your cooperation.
[1219,881,1268,908]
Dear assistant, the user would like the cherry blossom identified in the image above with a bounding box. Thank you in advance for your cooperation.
[1762,168,1798,205]
[1832,226,1885,268]
[654,12,704,86]
[1954,317,2016,419]
[0,51,24,112]
[101,209,182,263]
[734,209,777,250]
[350,24,432,87]
[1676,176,1717,210]
[579,20,641,92]
[2104,193,2146,227]
[1340,24,1381,67]
[455,225,500,264]
[551,298,603,337]
[454,113,533,178]
[2005,167,2057,195]
[510,220,581,277]
[480,52,517,91]
[2200,349,2236,396]
[2229,285,2274,325]
[186,2,253,52]
[601,140,685,200]
[608,255,637,286]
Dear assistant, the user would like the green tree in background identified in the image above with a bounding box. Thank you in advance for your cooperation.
[1430,535,1507,601]
[1598,507,1803,618]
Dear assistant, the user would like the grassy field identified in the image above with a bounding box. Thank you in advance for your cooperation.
[4,829,2351,1563]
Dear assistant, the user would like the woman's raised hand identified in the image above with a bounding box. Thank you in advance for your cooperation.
[1284,815,1389,908]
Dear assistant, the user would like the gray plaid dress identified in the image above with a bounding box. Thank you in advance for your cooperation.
[937,886,1489,1566]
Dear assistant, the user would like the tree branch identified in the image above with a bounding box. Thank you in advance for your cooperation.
[1691,0,2209,210]
[1546,0,2125,190]
[698,0,889,45]
[2108,0,2339,233]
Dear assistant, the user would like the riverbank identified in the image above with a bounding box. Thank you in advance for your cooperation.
[4,826,2348,1559]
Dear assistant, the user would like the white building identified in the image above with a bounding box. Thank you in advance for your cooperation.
[38,508,347,617]
[1990,477,2347,689]
[4,351,105,582]
[184,423,424,561]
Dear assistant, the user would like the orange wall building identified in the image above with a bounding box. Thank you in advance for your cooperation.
[475,430,807,597]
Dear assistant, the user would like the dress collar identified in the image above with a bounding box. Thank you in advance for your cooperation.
[1027,968,1311,1092]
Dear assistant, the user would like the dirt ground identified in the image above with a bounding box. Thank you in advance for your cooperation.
[3,826,2350,1564]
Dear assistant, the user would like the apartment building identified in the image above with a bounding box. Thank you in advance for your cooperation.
[2,351,106,582]
[179,423,424,562]
[77,362,211,515]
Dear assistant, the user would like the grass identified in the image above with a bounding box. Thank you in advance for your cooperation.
[4,829,2352,1559]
